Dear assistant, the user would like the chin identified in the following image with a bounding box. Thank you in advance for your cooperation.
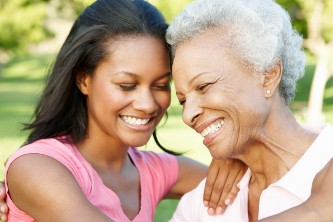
[211,153,229,160]
[209,145,233,159]
[127,138,151,148]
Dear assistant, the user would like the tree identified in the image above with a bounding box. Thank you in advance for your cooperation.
[0,0,95,61]
[148,0,192,23]
[0,0,50,59]
[301,0,333,123]
[278,0,333,123]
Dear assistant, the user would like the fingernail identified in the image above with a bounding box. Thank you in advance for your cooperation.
[204,201,208,207]
[208,208,215,215]
[216,207,223,214]
[225,198,231,205]
[1,215,5,221]
[1,205,5,213]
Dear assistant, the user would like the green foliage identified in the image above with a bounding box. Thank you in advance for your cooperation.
[321,0,333,41]
[52,0,94,17]
[302,0,333,41]
[149,0,192,22]
[278,0,333,42]
[0,0,50,54]
[0,0,191,55]
[276,0,307,37]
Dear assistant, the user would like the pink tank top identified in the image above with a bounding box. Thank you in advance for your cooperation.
[5,138,178,222]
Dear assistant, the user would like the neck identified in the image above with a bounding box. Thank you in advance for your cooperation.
[76,132,131,174]
[235,104,318,188]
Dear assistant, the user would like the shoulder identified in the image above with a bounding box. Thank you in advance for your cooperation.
[6,152,81,209]
[6,138,80,172]
[8,138,74,159]
[5,152,110,221]
[6,142,80,189]
[5,137,88,193]
[170,179,206,222]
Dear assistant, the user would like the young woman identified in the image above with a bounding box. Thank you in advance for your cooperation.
[4,0,245,221]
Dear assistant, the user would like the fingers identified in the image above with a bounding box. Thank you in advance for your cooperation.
[206,169,229,215]
[0,201,8,222]
[225,170,243,204]
[203,159,246,215]
[209,169,242,215]
[0,182,8,221]
[203,163,219,207]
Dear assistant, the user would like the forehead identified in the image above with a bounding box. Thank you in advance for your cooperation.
[97,35,170,78]
[107,35,170,67]
[172,30,234,78]
[106,35,168,59]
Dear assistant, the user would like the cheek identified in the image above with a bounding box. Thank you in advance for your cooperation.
[156,91,171,111]
[90,83,130,111]
[205,88,239,111]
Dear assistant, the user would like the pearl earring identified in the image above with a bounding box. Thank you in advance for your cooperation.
[266,89,271,95]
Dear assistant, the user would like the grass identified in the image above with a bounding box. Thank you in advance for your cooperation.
[0,53,332,221]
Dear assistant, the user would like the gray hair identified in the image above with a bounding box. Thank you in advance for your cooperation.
[166,0,305,104]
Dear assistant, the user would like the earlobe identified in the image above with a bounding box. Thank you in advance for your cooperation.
[262,60,283,98]
[76,72,90,95]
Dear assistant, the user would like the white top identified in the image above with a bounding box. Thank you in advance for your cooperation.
[170,123,333,222]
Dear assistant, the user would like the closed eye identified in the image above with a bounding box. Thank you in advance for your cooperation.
[153,83,170,91]
[120,84,136,91]
[178,98,186,106]
[196,83,211,92]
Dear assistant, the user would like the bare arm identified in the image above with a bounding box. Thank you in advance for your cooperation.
[7,154,114,222]
[165,155,208,199]
[259,159,333,222]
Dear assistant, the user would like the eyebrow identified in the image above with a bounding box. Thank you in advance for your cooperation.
[113,71,137,77]
[189,72,211,85]
[156,71,172,80]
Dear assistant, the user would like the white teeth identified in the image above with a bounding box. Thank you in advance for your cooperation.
[200,120,224,138]
[121,116,150,125]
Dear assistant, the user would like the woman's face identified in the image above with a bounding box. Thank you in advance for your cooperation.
[172,32,269,159]
[79,36,171,147]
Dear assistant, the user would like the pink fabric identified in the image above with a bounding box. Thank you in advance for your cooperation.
[5,138,178,222]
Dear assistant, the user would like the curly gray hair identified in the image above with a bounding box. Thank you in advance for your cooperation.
[166,0,305,104]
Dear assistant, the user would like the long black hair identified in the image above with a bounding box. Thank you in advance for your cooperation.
[24,0,179,154]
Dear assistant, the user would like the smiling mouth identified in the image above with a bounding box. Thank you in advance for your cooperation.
[120,115,152,126]
[200,119,225,138]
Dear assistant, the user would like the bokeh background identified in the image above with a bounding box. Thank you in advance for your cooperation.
[0,0,332,221]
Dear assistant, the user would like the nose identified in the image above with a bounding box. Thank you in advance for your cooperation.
[182,95,203,127]
[133,88,159,114]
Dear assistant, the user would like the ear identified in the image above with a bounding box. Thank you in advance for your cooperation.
[260,60,283,98]
[76,72,90,95]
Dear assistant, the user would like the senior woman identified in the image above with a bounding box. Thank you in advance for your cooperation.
[166,0,333,221]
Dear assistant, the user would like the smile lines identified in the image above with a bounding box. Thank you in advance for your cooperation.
[200,120,225,138]
[121,116,151,125]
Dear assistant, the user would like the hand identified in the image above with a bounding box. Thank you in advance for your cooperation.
[203,158,246,215]
[0,181,8,222]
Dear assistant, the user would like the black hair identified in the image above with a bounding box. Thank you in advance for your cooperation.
[24,0,179,155]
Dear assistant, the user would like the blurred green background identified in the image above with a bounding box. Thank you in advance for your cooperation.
[0,0,332,221]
